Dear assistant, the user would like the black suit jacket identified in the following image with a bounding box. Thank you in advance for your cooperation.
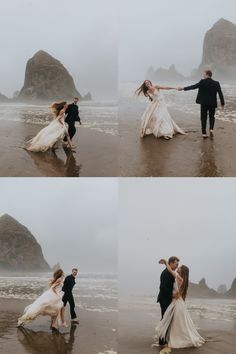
[62,274,76,294]
[157,268,175,304]
[65,103,81,125]
[184,78,225,107]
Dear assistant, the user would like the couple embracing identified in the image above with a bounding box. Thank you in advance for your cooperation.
[17,268,79,330]
[137,70,225,140]
[154,256,205,350]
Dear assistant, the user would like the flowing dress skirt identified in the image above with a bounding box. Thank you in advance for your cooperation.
[18,288,64,326]
[140,99,185,139]
[25,120,68,152]
[155,299,205,348]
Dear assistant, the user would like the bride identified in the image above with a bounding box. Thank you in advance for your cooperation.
[17,269,67,330]
[155,259,205,349]
[136,80,185,139]
[25,102,74,152]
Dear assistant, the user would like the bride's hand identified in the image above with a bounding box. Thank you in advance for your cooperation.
[159,259,167,265]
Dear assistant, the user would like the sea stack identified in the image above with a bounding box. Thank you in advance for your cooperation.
[0,92,8,102]
[18,50,82,101]
[0,214,50,271]
[226,278,236,298]
[146,64,185,83]
[196,18,236,80]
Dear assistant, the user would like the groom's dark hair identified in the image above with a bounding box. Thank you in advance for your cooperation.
[205,70,213,78]
[168,256,180,264]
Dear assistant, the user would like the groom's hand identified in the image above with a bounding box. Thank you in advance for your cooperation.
[177,87,184,91]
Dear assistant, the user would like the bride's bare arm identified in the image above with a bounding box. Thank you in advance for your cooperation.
[58,110,65,125]
[156,85,177,90]
[51,277,63,294]
[159,259,183,282]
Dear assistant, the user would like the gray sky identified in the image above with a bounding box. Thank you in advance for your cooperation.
[0,0,117,100]
[0,178,117,273]
[119,0,236,82]
[119,179,236,295]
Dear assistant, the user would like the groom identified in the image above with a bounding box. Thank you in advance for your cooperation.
[64,97,82,146]
[178,70,225,138]
[62,268,79,324]
[157,256,179,345]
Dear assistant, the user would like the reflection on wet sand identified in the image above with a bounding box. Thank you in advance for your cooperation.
[17,325,77,354]
[26,148,82,177]
[198,138,222,177]
[140,136,168,177]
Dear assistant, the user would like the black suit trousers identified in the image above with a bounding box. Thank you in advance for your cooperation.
[64,123,77,141]
[200,105,216,134]
[158,299,172,345]
[62,292,77,319]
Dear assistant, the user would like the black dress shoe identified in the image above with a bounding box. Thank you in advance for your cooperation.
[71,318,79,324]
[51,326,59,332]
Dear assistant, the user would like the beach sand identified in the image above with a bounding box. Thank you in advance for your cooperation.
[119,99,236,177]
[119,298,236,354]
[0,120,118,177]
[0,298,117,354]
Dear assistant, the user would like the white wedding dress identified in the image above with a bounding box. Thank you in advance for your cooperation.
[155,279,205,348]
[17,277,64,326]
[25,113,68,152]
[140,89,185,138]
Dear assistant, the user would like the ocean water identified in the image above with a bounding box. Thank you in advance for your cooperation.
[121,296,236,331]
[0,272,118,313]
[0,101,118,136]
[120,81,236,123]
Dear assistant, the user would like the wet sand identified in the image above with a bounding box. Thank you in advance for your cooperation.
[119,298,236,354]
[0,121,118,177]
[0,298,117,354]
[119,98,236,177]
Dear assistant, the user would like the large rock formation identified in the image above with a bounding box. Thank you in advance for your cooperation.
[0,92,8,102]
[146,64,185,83]
[196,18,236,80]
[226,278,236,298]
[0,214,50,271]
[217,284,227,295]
[18,50,82,101]
[188,278,219,298]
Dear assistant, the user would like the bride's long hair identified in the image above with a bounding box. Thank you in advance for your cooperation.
[51,102,67,117]
[178,265,189,301]
[49,268,64,286]
[135,80,153,101]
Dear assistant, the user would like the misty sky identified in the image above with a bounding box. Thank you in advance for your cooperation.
[0,178,117,273]
[0,0,117,100]
[119,179,236,296]
[119,0,236,82]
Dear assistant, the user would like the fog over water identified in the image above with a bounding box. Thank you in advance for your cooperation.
[0,0,117,100]
[119,0,236,81]
[0,178,118,273]
[119,179,236,295]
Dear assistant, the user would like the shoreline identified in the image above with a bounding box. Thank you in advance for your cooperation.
[119,296,236,354]
[0,297,118,354]
[119,98,236,177]
[0,120,118,177]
